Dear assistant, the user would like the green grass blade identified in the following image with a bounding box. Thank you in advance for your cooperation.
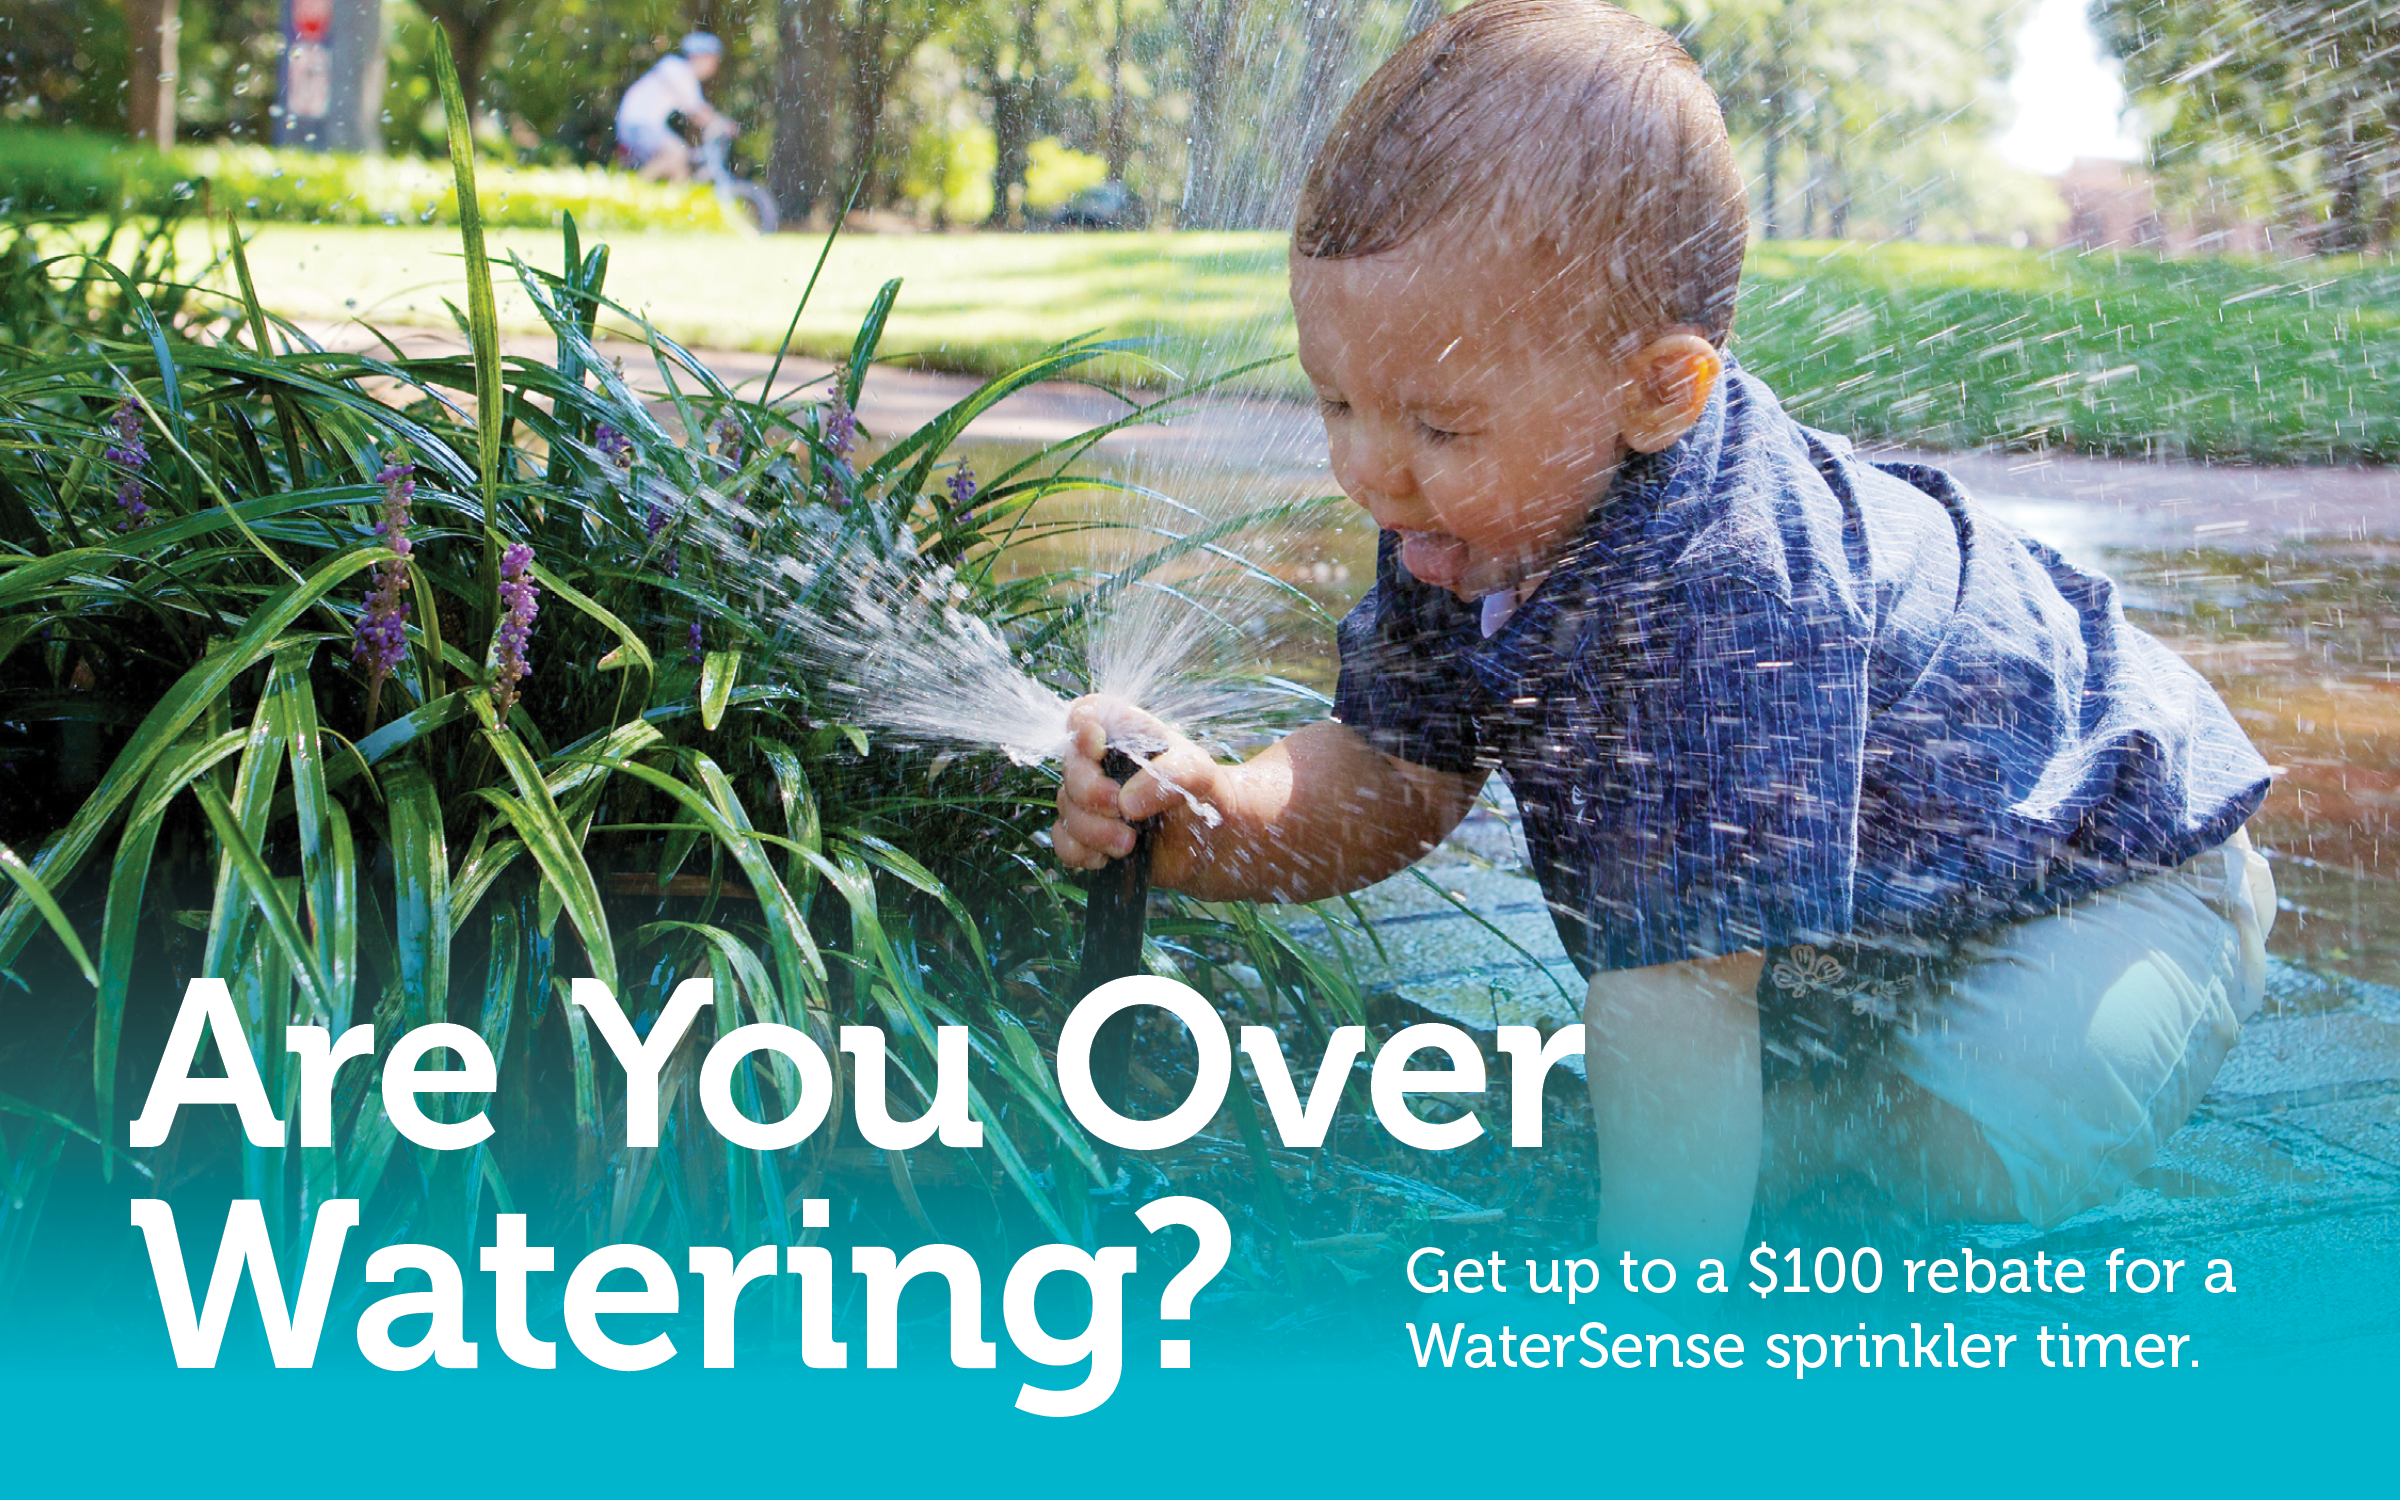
[698,650,740,732]
[384,762,454,1032]
[449,837,526,936]
[477,721,617,993]
[267,647,341,1008]
[0,845,96,986]
[842,278,902,410]
[224,211,306,477]
[321,801,359,1031]
[0,551,382,972]
[191,784,334,1022]
[762,168,868,402]
[529,562,656,686]
[844,834,988,970]
[340,1105,399,1210]
[584,752,823,1012]
[430,23,506,620]
[354,691,471,769]
[199,696,282,987]
[751,737,821,895]
[90,735,241,1164]
[631,921,778,1023]
[0,1090,151,1179]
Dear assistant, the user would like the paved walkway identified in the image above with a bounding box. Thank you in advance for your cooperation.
[1277,815,2400,1359]
[299,322,2400,550]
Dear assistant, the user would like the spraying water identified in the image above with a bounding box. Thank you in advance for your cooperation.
[684,450,1330,797]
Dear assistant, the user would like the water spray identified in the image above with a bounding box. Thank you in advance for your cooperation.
[717,470,1317,1125]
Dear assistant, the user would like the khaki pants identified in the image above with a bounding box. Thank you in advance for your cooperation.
[1848,831,2276,1227]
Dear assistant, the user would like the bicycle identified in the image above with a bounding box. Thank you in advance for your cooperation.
[617,126,778,233]
[691,130,778,234]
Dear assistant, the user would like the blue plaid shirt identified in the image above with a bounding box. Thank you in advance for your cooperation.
[1333,366,2273,975]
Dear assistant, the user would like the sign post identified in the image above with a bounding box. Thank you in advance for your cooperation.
[275,0,386,152]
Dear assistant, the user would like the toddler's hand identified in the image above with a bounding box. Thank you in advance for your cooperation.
[1052,696,1230,873]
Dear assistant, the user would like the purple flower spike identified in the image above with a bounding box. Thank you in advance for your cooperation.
[644,497,682,579]
[821,459,856,508]
[822,392,856,459]
[353,462,417,716]
[106,403,151,529]
[105,403,147,466]
[946,463,978,516]
[492,542,541,718]
[714,417,743,466]
[596,423,634,470]
[687,619,705,666]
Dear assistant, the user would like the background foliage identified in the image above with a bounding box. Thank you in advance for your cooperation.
[2100,0,2400,253]
[0,124,737,229]
[4,0,2061,240]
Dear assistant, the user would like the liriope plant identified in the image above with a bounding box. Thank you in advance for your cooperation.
[0,35,1385,1307]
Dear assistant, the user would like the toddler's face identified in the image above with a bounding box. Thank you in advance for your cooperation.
[1292,241,1635,600]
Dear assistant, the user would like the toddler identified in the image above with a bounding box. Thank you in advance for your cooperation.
[1054,0,2276,1265]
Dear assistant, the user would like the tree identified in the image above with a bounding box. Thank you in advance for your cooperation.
[1635,0,2027,241]
[2100,0,2400,253]
[1163,0,1245,226]
[126,0,181,146]
[0,0,135,133]
[416,0,521,122]
[773,0,844,220]
[954,0,1092,225]
[842,0,966,202]
[1103,0,1132,179]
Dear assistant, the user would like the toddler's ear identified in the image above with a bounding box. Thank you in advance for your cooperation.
[1619,333,1722,454]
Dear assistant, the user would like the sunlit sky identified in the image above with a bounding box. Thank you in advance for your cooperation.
[1998,0,2145,174]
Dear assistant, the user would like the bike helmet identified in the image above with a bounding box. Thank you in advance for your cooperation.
[681,31,723,56]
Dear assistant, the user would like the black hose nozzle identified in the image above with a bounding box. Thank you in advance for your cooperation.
[1078,747,1157,1120]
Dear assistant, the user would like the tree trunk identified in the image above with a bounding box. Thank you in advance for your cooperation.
[2323,126,2365,255]
[421,2,513,124]
[2373,142,2397,256]
[125,0,181,148]
[846,10,895,205]
[1826,130,1850,239]
[1760,127,1780,240]
[772,0,842,225]
[1104,0,1131,181]
[1759,60,1790,240]
[1175,0,1245,228]
[984,0,1043,228]
[846,3,945,211]
[985,76,1034,227]
[1295,0,1354,180]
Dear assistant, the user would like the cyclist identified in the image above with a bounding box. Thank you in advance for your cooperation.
[615,32,736,182]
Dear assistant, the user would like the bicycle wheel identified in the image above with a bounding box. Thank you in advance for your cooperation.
[720,180,779,234]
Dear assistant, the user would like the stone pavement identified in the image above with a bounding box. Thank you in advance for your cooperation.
[298,321,2400,539]
[1276,803,2400,1357]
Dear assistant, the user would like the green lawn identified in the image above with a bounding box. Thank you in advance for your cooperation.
[200,223,2400,462]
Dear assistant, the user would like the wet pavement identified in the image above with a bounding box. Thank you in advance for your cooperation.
[1276,777,2400,1359]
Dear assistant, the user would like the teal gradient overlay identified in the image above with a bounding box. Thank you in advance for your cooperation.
[4,1168,2389,1491]
[3,1354,2385,1492]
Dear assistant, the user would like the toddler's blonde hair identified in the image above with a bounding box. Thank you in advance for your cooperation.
[1294,0,1747,349]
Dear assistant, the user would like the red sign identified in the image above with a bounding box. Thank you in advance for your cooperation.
[291,0,333,44]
